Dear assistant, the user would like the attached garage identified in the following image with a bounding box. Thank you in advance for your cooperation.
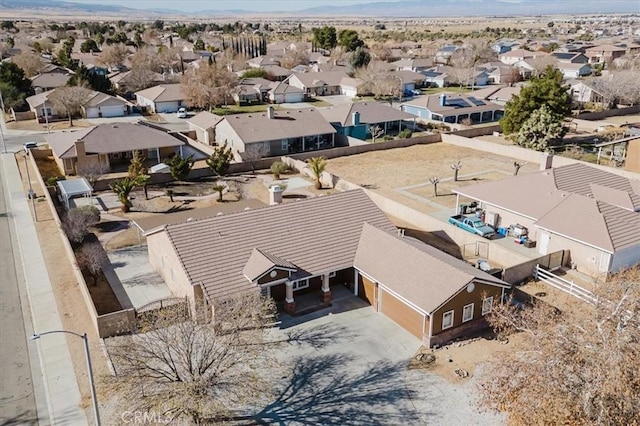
[358,274,377,306]
[379,288,426,339]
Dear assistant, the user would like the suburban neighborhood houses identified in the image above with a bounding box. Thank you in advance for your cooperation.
[1,3,640,425]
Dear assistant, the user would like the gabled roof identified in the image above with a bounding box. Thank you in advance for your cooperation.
[391,58,434,69]
[45,122,184,159]
[242,248,297,282]
[354,224,508,314]
[454,163,640,252]
[269,81,303,95]
[319,102,415,126]
[187,110,223,130]
[221,108,336,144]
[83,91,128,108]
[135,83,184,103]
[163,190,397,301]
[290,71,348,87]
[402,93,503,115]
[31,72,72,88]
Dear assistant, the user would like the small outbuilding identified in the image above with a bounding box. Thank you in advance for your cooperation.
[57,177,93,209]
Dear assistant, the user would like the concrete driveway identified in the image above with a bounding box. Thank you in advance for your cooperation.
[253,295,504,425]
[107,245,173,309]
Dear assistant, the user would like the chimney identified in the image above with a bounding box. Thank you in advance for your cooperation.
[269,185,283,205]
[540,152,553,170]
[267,106,275,119]
[74,140,86,159]
[440,93,447,107]
[352,111,360,126]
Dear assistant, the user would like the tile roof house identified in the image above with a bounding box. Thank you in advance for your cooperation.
[400,92,504,124]
[499,49,549,65]
[135,83,186,113]
[187,111,223,145]
[319,102,417,140]
[286,71,349,96]
[214,107,338,157]
[44,122,187,175]
[453,162,640,276]
[584,44,627,64]
[391,58,434,72]
[268,81,304,104]
[146,190,510,347]
[31,70,74,91]
[25,89,129,122]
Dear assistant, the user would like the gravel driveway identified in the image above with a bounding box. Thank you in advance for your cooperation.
[250,295,504,425]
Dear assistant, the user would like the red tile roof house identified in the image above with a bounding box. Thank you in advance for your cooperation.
[453,163,640,277]
[214,107,338,158]
[45,122,187,175]
[145,190,510,347]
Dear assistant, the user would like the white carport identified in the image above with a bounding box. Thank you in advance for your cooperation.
[57,178,93,209]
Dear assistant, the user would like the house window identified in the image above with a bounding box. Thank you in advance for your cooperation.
[328,271,337,278]
[482,297,494,315]
[281,140,288,151]
[463,303,474,323]
[263,142,271,153]
[292,279,309,291]
[442,310,454,330]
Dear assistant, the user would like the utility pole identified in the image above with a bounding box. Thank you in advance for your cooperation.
[0,90,6,153]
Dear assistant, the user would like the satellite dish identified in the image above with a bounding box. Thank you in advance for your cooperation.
[467,283,475,293]
[478,260,491,272]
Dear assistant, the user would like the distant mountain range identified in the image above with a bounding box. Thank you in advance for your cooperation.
[3,0,639,17]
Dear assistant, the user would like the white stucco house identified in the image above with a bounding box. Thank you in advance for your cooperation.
[135,83,186,113]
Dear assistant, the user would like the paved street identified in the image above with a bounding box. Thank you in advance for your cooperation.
[0,171,41,425]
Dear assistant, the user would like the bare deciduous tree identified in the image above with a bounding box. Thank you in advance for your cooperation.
[11,52,45,77]
[513,161,527,176]
[237,143,269,173]
[63,205,100,244]
[279,49,310,70]
[123,67,158,91]
[527,55,557,77]
[451,161,462,181]
[48,86,92,126]
[181,64,239,110]
[77,161,110,188]
[355,61,402,105]
[429,176,440,196]
[502,67,521,87]
[107,293,278,424]
[98,43,129,69]
[370,125,385,143]
[479,267,640,425]
[77,240,105,285]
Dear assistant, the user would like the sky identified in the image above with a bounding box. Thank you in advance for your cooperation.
[55,0,640,13]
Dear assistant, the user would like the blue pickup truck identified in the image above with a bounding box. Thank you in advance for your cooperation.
[448,215,495,239]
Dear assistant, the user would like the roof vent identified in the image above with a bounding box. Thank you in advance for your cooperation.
[112,124,118,128]
[216,212,224,216]
[186,217,194,222]
[244,207,252,211]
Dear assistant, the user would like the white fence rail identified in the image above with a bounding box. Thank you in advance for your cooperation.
[534,265,598,304]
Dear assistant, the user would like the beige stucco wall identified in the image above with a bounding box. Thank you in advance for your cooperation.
[541,230,611,276]
[147,231,198,315]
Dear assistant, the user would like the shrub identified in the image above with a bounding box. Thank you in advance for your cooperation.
[398,129,413,139]
[270,161,289,179]
[63,205,100,244]
[45,175,65,187]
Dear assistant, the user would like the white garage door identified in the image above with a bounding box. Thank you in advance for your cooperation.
[100,105,125,117]
[85,107,99,118]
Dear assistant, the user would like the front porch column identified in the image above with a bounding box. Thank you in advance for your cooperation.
[156,147,160,161]
[353,269,359,296]
[321,274,331,304]
[331,133,335,147]
[455,193,460,215]
[302,137,306,152]
[316,134,320,149]
[284,282,295,314]
[179,145,183,157]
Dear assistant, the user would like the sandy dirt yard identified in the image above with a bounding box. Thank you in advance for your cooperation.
[326,142,539,214]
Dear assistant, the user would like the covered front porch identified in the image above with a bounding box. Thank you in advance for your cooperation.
[262,268,357,316]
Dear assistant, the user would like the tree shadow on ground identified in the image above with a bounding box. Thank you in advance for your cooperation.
[281,322,355,350]
[247,354,426,425]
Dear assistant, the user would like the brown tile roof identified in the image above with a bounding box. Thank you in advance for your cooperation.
[133,199,266,234]
[45,122,184,159]
[290,71,349,87]
[222,108,336,144]
[135,84,185,102]
[455,163,640,252]
[319,102,416,126]
[163,190,397,301]
[31,72,72,89]
[187,111,223,130]
[354,224,508,314]
[242,248,297,282]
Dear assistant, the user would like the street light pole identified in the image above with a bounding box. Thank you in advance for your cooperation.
[0,90,6,153]
[23,153,37,221]
[31,330,101,426]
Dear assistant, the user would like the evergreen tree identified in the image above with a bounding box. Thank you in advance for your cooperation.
[500,66,571,136]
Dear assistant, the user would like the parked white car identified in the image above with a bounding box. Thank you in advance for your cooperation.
[177,107,187,118]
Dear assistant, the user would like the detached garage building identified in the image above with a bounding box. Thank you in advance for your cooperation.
[146,190,510,347]
[355,224,509,347]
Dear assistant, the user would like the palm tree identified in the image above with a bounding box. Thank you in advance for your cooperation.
[306,156,328,190]
[109,177,137,212]
[212,184,226,202]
